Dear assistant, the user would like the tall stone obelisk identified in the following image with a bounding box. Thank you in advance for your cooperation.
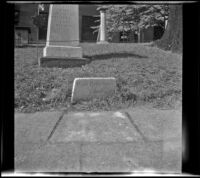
[40,5,88,67]
[97,7,108,44]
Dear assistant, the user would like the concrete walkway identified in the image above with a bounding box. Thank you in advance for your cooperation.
[15,107,181,173]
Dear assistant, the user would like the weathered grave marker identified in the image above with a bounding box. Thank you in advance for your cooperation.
[40,5,89,68]
[71,77,116,103]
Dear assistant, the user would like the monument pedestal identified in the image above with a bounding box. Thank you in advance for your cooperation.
[97,41,109,44]
[40,45,89,68]
[43,45,83,58]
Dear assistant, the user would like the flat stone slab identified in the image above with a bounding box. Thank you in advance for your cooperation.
[15,108,181,173]
[49,109,181,172]
[15,111,63,158]
[50,111,141,143]
[50,110,163,171]
[81,141,163,172]
[71,77,116,103]
[39,56,90,68]
[15,143,80,172]
[15,111,63,143]
[123,108,182,141]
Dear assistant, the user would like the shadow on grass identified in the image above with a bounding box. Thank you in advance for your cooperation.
[84,52,148,61]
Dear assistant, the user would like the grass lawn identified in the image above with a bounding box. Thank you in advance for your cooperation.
[15,43,182,113]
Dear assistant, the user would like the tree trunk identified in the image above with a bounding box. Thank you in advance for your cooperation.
[155,5,182,53]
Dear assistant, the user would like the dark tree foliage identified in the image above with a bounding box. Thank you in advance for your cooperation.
[31,4,48,28]
[32,13,48,28]
[92,5,169,41]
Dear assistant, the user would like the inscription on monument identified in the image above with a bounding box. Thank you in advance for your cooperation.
[48,5,79,46]
[71,78,116,103]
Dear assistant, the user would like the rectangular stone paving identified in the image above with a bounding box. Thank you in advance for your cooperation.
[48,110,181,172]
[124,108,182,141]
[15,108,181,173]
[15,111,63,161]
[81,141,163,172]
[15,143,80,172]
[15,111,63,144]
[50,111,141,143]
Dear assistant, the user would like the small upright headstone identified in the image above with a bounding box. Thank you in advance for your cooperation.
[40,5,89,68]
[71,77,116,103]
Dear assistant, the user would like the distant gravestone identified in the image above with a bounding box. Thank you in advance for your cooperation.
[40,5,89,68]
[71,78,116,103]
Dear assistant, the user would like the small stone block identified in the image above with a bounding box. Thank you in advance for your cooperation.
[71,77,116,103]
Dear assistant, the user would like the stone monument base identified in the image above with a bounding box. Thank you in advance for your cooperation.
[97,41,109,44]
[39,56,90,68]
[40,45,89,68]
[43,45,83,58]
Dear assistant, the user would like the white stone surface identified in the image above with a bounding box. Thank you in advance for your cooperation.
[43,45,82,58]
[113,111,126,119]
[73,113,85,117]
[46,5,80,47]
[43,5,83,58]
[71,77,116,103]
[99,10,107,42]
[89,113,100,117]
